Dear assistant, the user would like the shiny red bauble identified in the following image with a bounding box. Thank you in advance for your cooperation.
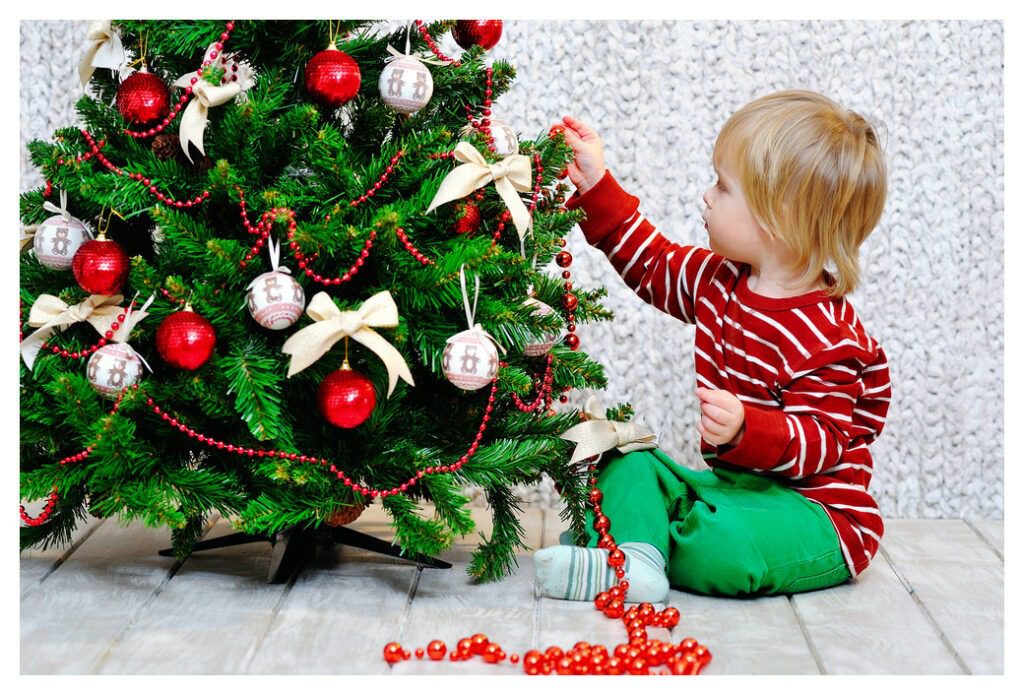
[72,237,130,295]
[555,251,573,268]
[452,20,503,51]
[304,45,362,109]
[116,69,170,126]
[565,333,581,351]
[317,365,376,428]
[156,310,217,370]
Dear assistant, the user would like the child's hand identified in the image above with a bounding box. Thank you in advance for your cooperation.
[696,388,745,447]
[557,115,606,195]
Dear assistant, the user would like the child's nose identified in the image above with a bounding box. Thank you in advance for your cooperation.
[702,188,713,207]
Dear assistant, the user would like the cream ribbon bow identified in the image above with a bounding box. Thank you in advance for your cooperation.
[20,294,125,369]
[560,395,659,464]
[79,20,126,88]
[425,141,533,241]
[281,291,414,397]
[172,45,255,162]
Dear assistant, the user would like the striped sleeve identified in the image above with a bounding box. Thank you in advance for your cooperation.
[716,349,870,479]
[565,170,722,324]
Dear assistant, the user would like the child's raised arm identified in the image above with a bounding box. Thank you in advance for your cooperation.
[559,117,728,325]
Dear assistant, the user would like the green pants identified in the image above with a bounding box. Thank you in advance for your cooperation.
[584,448,851,597]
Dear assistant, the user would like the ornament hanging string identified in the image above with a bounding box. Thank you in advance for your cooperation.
[455,265,506,355]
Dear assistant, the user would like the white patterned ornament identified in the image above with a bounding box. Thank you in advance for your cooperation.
[87,342,144,399]
[487,119,519,156]
[523,298,560,356]
[378,55,433,114]
[246,236,306,330]
[443,327,499,390]
[247,271,305,330]
[33,215,91,270]
[443,266,502,390]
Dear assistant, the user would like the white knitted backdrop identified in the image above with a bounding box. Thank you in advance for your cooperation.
[20,20,1003,519]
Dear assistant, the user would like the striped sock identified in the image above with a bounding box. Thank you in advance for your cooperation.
[534,541,669,603]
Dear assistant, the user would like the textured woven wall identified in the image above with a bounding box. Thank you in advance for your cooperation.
[21,20,1004,519]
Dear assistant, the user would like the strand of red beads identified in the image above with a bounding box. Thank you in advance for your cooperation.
[123,21,236,139]
[80,130,211,209]
[133,375,498,500]
[20,490,59,527]
[43,179,52,198]
[414,20,461,67]
[511,353,555,413]
[236,190,375,285]
[350,150,405,207]
[19,389,131,525]
[55,137,106,167]
[466,67,496,153]
[381,461,712,675]
[394,226,435,266]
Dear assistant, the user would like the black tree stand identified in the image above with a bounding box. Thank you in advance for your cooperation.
[159,525,452,584]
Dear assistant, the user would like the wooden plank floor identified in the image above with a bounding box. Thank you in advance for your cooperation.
[20,507,1004,675]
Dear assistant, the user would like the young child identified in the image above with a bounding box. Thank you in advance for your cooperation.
[536,90,892,601]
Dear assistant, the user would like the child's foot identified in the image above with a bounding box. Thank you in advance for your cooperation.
[534,542,669,603]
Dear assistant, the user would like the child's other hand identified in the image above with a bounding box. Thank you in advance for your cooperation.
[696,388,745,447]
[557,115,606,195]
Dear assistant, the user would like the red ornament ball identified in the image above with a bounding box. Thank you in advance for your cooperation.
[304,45,361,109]
[72,238,130,295]
[318,366,377,428]
[564,333,581,351]
[426,640,447,661]
[156,310,216,370]
[555,251,573,268]
[453,201,482,235]
[116,70,170,126]
[452,20,503,51]
[383,642,405,664]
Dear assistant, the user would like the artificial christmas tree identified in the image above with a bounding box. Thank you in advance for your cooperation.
[19,19,617,582]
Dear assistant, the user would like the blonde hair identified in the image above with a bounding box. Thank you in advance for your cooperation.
[713,90,887,296]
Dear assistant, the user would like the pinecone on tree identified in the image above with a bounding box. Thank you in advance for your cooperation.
[151,133,179,160]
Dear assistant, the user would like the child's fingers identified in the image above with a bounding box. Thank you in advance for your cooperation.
[700,402,730,425]
[701,414,726,436]
[563,115,598,141]
[698,388,738,410]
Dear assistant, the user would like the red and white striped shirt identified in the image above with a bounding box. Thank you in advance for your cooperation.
[566,172,892,576]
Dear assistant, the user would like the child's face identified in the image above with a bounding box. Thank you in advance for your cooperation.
[702,162,772,265]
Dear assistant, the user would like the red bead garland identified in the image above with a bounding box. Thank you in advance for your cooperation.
[511,353,555,413]
[414,20,461,67]
[123,374,497,500]
[349,150,405,207]
[20,490,59,526]
[123,21,237,139]
[79,130,211,209]
[380,461,712,675]
[19,388,131,525]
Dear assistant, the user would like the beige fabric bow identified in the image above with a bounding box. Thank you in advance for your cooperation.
[79,20,125,88]
[20,294,125,369]
[281,291,415,397]
[425,141,533,241]
[560,395,659,464]
[172,45,255,161]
